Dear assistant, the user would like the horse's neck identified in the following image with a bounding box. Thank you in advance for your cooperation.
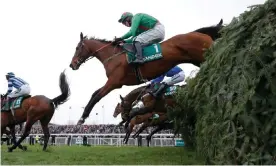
[125,86,147,102]
[87,40,123,65]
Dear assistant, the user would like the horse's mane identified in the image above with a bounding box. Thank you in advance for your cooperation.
[88,36,113,44]
[88,36,119,47]
[124,85,147,99]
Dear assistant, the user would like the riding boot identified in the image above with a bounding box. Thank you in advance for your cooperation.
[133,41,144,64]
[151,83,168,98]
[6,97,16,122]
[6,97,10,110]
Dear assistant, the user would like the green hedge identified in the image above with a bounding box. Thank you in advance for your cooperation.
[169,0,276,164]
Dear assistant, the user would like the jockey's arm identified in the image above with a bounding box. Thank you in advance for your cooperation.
[6,79,13,94]
[129,14,142,37]
[121,14,142,43]
[120,31,132,41]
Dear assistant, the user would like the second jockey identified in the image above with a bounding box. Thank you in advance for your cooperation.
[4,72,31,108]
[149,65,185,98]
[114,12,165,64]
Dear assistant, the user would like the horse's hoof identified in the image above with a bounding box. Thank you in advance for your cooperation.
[8,147,13,152]
[77,119,84,125]
[22,146,27,151]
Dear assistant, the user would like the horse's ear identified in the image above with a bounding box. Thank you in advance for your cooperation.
[80,32,83,41]
[218,19,223,26]
[120,95,124,101]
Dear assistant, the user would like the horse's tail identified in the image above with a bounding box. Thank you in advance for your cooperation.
[194,19,224,41]
[51,70,71,108]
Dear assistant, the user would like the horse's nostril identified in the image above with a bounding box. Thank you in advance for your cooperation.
[69,64,72,68]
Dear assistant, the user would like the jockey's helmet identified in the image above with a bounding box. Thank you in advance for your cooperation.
[118,12,133,23]
[6,72,15,77]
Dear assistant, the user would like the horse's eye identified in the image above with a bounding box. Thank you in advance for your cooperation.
[76,47,78,50]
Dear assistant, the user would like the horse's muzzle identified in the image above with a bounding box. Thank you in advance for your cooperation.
[69,64,77,70]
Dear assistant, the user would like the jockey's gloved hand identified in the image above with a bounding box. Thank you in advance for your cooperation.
[113,37,124,44]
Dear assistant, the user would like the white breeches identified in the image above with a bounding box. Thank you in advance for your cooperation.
[134,22,165,46]
[163,71,185,85]
[7,84,31,98]
[132,101,145,110]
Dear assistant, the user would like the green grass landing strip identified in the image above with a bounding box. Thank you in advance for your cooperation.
[1,145,203,165]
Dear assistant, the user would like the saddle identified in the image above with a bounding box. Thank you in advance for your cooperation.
[150,83,179,98]
[122,42,163,64]
[1,95,31,112]
[122,42,164,84]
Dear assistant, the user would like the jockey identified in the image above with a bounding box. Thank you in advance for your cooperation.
[114,12,165,64]
[149,65,185,98]
[4,72,31,107]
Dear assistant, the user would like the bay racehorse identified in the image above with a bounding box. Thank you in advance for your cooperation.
[125,84,186,135]
[70,19,224,125]
[113,85,149,126]
[125,84,186,129]
[1,71,70,152]
[113,85,175,145]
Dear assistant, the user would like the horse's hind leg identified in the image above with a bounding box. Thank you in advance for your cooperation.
[40,116,52,151]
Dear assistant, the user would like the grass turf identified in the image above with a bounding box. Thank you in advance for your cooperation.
[1,145,203,165]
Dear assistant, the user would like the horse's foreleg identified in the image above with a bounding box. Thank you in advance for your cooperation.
[133,123,148,138]
[124,121,134,144]
[127,107,152,126]
[146,124,165,147]
[118,119,126,126]
[78,80,122,125]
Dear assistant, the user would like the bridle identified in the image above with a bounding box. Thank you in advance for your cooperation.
[74,39,113,67]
